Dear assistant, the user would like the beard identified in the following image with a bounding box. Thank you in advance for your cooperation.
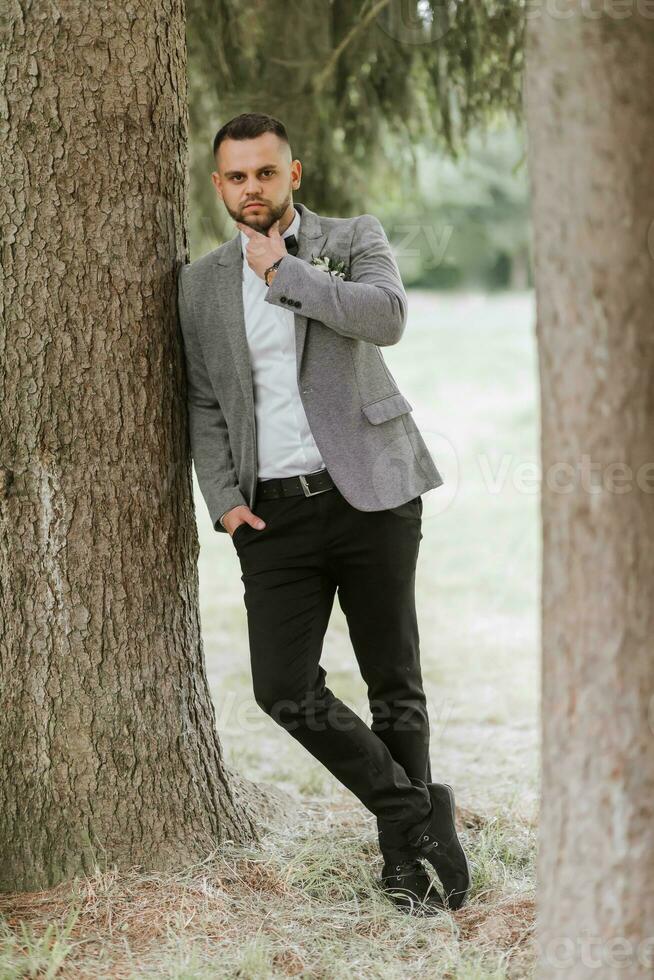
[228,192,292,235]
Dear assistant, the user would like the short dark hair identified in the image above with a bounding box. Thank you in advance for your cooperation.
[212,112,291,159]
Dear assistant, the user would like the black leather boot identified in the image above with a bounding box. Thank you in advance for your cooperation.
[378,853,445,915]
[405,782,471,910]
[376,820,445,915]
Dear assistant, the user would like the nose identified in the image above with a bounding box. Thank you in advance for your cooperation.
[244,175,263,196]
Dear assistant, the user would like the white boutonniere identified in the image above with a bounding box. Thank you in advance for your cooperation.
[310,254,349,280]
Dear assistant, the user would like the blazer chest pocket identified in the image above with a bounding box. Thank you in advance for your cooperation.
[360,392,413,424]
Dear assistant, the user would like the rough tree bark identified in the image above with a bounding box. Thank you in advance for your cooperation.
[524,8,654,978]
[0,1,286,892]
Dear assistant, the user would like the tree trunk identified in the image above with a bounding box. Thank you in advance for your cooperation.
[509,248,530,292]
[0,1,285,893]
[524,9,654,977]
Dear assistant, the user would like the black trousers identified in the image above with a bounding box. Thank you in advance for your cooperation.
[232,483,433,838]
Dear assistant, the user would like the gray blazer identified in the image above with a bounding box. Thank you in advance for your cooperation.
[177,201,443,534]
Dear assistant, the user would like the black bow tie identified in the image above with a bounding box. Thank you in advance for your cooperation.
[283,234,299,256]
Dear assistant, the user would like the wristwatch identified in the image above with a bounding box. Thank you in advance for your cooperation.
[264,256,285,287]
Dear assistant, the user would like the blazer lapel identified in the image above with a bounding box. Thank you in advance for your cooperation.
[212,235,252,413]
[212,202,328,405]
[293,202,328,367]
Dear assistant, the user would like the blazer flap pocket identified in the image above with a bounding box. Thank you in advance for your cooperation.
[361,392,413,424]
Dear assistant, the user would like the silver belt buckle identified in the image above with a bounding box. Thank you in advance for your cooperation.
[299,473,330,497]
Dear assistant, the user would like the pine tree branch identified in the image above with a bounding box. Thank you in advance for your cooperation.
[312,0,393,91]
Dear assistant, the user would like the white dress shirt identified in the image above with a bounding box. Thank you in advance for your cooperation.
[240,207,325,480]
[218,208,325,527]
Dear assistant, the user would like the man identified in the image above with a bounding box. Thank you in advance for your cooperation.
[177,112,470,915]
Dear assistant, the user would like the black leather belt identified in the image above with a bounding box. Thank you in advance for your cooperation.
[255,467,336,501]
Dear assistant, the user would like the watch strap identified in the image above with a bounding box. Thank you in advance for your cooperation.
[264,256,285,286]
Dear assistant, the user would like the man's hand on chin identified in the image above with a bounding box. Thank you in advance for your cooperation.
[236,219,289,280]
[223,505,266,538]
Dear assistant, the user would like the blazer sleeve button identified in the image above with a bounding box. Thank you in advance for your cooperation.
[280,296,287,303]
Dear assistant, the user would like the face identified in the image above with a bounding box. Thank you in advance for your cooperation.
[211,132,302,233]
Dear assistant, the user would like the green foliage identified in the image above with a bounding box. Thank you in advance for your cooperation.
[185,0,526,256]
[380,122,531,290]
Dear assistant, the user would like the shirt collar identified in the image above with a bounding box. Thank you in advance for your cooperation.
[239,206,301,254]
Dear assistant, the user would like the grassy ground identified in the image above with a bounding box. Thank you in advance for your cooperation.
[0,290,539,978]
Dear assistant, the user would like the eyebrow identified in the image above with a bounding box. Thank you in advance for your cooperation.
[223,164,279,177]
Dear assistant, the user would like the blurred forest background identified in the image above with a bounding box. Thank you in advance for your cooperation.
[185,0,530,291]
